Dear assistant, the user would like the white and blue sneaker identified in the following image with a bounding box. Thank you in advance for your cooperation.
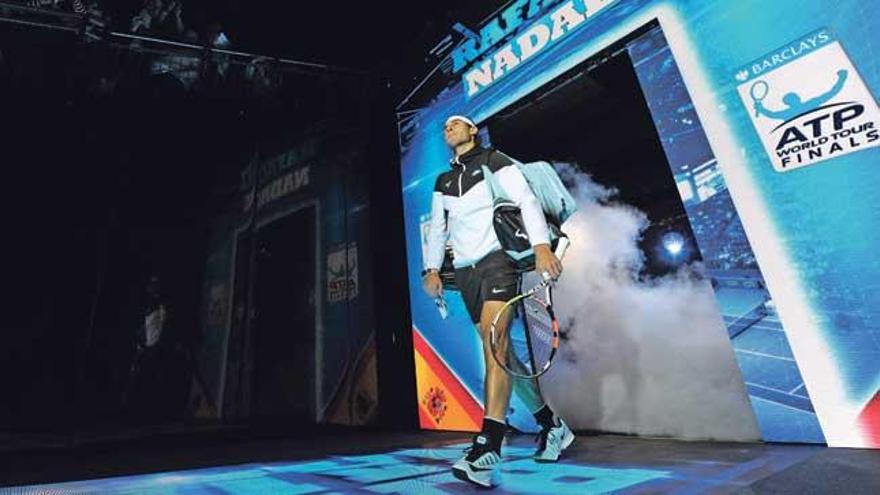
[452,434,502,488]
[534,418,575,462]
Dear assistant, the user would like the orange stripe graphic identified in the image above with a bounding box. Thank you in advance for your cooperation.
[412,326,483,432]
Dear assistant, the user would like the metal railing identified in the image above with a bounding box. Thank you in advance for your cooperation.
[0,1,365,75]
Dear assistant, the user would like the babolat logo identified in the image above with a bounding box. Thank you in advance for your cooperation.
[456,0,617,98]
[735,28,880,172]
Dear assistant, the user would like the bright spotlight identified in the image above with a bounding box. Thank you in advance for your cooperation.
[662,231,685,256]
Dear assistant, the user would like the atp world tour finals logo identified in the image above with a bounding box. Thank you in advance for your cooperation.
[735,28,880,172]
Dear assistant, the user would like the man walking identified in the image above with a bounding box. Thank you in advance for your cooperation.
[422,115,575,488]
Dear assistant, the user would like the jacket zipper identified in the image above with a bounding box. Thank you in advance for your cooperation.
[458,162,466,197]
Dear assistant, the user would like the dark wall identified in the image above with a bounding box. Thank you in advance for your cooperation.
[366,81,418,431]
[0,21,416,440]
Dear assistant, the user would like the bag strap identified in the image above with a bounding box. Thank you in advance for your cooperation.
[482,149,511,202]
[481,164,503,201]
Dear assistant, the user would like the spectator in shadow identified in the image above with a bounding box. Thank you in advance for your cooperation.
[121,274,167,421]
[131,0,185,39]
[27,0,87,14]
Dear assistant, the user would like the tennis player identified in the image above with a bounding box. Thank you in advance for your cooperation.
[421,115,575,487]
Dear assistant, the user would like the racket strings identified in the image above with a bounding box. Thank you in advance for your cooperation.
[522,296,555,372]
[491,283,559,379]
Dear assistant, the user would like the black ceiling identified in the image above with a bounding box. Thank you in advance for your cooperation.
[105,0,496,100]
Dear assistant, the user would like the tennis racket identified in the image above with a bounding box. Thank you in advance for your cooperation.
[489,238,569,379]
[750,80,769,117]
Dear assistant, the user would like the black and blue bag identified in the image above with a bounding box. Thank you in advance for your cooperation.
[481,153,577,271]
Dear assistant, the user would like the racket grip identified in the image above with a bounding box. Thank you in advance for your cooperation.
[554,236,570,261]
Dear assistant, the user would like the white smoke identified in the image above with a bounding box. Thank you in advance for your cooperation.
[540,164,760,441]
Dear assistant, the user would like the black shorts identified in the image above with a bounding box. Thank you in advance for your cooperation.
[454,250,521,323]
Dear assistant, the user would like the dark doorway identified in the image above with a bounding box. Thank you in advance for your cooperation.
[484,25,700,277]
[222,230,253,420]
[251,206,318,420]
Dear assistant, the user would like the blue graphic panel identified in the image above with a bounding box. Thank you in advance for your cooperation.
[400,0,880,446]
[627,26,824,443]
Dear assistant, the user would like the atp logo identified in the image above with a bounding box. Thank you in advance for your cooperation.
[735,29,880,172]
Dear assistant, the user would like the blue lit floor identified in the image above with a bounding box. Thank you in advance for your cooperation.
[1,433,828,494]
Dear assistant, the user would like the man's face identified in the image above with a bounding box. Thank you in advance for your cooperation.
[444,120,476,148]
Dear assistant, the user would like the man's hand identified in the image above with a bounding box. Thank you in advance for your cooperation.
[534,244,562,280]
[422,270,443,298]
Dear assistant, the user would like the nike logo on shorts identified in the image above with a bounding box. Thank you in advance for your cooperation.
[491,287,506,294]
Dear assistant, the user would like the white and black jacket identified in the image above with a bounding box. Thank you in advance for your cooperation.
[424,146,550,270]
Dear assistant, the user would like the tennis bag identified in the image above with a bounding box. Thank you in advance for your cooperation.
[482,153,578,271]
